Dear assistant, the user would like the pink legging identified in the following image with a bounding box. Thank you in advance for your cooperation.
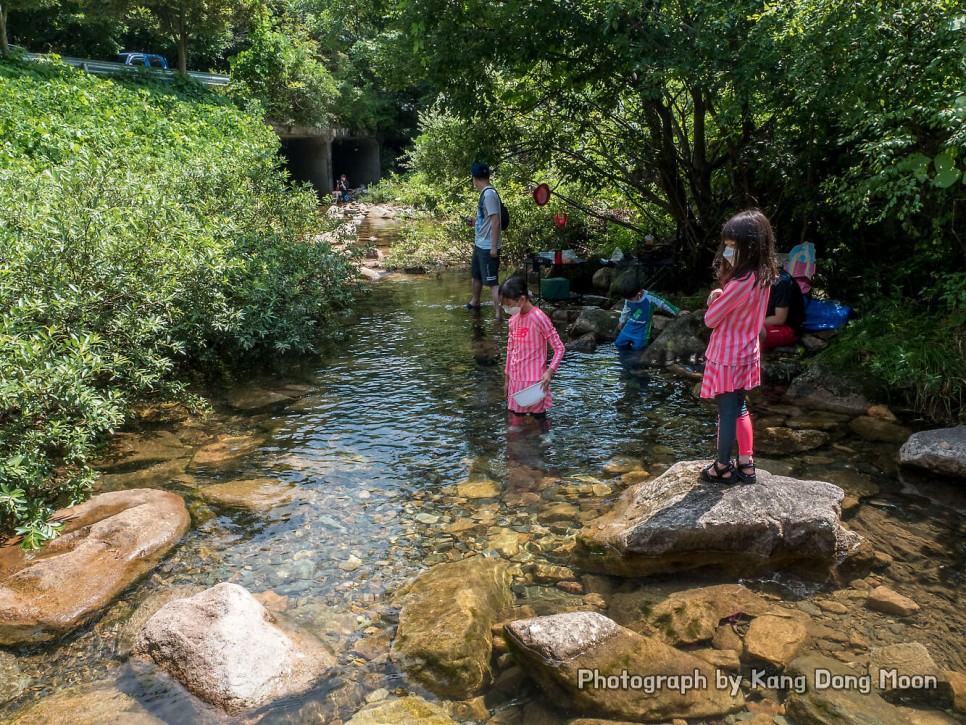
[715,390,754,463]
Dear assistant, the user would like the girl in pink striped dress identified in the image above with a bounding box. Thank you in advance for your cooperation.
[499,277,565,424]
[700,209,778,484]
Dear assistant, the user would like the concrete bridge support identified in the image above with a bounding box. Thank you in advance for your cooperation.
[272,124,381,200]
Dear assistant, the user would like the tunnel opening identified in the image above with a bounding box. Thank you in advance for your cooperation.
[278,136,330,198]
[331,137,381,191]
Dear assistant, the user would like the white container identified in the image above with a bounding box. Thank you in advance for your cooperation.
[511,382,545,408]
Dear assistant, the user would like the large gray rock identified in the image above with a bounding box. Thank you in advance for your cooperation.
[577,460,871,580]
[899,427,966,478]
[568,307,621,342]
[784,364,873,415]
[504,611,743,722]
[390,557,512,699]
[639,310,709,366]
[131,582,335,714]
[0,489,190,645]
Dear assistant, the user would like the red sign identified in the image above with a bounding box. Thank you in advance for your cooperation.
[553,212,568,228]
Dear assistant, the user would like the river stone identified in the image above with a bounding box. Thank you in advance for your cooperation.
[756,426,830,455]
[131,582,335,714]
[784,365,874,416]
[786,411,851,431]
[390,557,512,698]
[566,332,598,354]
[946,669,966,713]
[226,384,298,411]
[869,643,952,707]
[576,460,870,580]
[0,489,190,645]
[899,427,966,478]
[785,653,905,725]
[99,430,187,471]
[743,614,809,668]
[609,584,772,646]
[503,611,743,721]
[456,479,502,499]
[345,696,459,725]
[592,266,617,292]
[116,585,206,657]
[7,679,165,725]
[568,307,621,342]
[190,434,261,466]
[0,651,30,704]
[197,478,299,512]
[895,706,962,724]
[866,585,920,616]
[849,416,911,444]
[639,310,709,366]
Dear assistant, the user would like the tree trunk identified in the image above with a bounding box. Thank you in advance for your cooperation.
[177,9,187,76]
[0,6,10,59]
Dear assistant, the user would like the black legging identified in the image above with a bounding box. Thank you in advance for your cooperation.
[715,390,748,464]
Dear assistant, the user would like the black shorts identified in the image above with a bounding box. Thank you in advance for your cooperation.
[471,246,500,286]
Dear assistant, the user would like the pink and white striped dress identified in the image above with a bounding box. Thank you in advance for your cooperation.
[505,306,565,413]
[700,271,770,399]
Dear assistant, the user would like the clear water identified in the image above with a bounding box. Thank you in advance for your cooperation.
[3,239,964,723]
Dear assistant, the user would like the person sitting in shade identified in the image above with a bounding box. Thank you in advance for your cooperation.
[760,267,805,349]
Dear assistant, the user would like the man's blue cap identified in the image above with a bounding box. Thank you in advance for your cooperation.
[470,162,490,179]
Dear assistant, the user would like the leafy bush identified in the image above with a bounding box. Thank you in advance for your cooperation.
[0,59,357,546]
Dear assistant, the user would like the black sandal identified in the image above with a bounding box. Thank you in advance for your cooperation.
[700,460,737,484]
[736,460,757,484]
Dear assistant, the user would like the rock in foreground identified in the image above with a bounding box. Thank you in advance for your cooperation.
[131,583,335,714]
[504,611,743,722]
[0,489,190,645]
[577,460,870,580]
[899,427,966,478]
[390,557,511,699]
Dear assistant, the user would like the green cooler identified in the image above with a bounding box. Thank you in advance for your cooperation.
[540,277,570,301]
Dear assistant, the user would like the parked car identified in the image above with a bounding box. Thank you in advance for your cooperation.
[117,52,168,69]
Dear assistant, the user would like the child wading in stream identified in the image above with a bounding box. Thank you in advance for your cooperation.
[500,276,565,432]
[700,209,778,484]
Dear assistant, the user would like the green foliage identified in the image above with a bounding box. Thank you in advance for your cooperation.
[229,10,338,127]
[0,58,357,545]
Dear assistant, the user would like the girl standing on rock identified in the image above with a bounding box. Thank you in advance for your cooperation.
[700,209,778,484]
[500,276,565,433]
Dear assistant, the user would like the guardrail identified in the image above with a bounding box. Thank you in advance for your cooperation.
[26,53,230,86]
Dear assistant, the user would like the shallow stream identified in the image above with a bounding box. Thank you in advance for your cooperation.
[2,215,963,724]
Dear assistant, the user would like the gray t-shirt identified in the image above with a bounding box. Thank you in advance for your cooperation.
[475,186,503,250]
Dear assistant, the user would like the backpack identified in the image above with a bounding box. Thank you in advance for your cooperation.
[785,242,816,295]
[479,187,510,231]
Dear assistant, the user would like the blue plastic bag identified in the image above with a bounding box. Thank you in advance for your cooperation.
[802,297,853,331]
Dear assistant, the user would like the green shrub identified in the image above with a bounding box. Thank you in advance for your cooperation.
[0,59,357,546]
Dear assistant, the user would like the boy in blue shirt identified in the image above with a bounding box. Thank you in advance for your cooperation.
[614,275,689,350]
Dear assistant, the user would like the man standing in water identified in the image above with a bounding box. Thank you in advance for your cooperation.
[466,162,503,320]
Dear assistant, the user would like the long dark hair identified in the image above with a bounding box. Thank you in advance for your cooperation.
[713,209,778,287]
[498,275,528,300]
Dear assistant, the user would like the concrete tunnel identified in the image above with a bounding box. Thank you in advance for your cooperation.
[274,125,381,200]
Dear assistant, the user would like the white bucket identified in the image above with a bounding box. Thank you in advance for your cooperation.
[511,382,545,408]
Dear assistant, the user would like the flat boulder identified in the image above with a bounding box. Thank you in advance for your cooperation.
[0,489,190,645]
[869,642,953,707]
[568,308,621,342]
[8,679,165,725]
[197,478,300,512]
[504,611,743,722]
[131,582,335,714]
[390,557,512,699]
[577,460,871,580]
[784,364,873,416]
[899,427,966,478]
[756,426,830,455]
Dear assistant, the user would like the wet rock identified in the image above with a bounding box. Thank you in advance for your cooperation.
[800,333,829,352]
[99,430,188,471]
[603,457,644,475]
[345,696,459,725]
[503,611,743,721]
[227,385,298,411]
[869,643,952,706]
[946,669,966,713]
[785,653,905,725]
[0,489,190,645]
[743,614,809,668]
[784,364,874,416]
[0,651,30,704]
[713,624,743,652]
[639,311,710,366]
[895,706,962,724]
[899,427,966,478]
[390,557,512,698]
[610,584,771,646]
[785,411,850,431]
[756,427,830,455]
[692,648,741,670]
[440,696,489,723]
[531,563,576,584]
[566,332,598,354]
[456,478,502,499]
[849,416,911,444]
[197,478,299,512]
[576,460,870,580]
[190,434,261,466]
[131,582,335,714]
[7,679,166,725]
[591,267,617,293]
[866,585,920,617]
[568,308,620,342]
[96,457,192,493]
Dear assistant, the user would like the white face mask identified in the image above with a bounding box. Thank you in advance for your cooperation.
[722,245,737,264]
[503,305,521,316]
